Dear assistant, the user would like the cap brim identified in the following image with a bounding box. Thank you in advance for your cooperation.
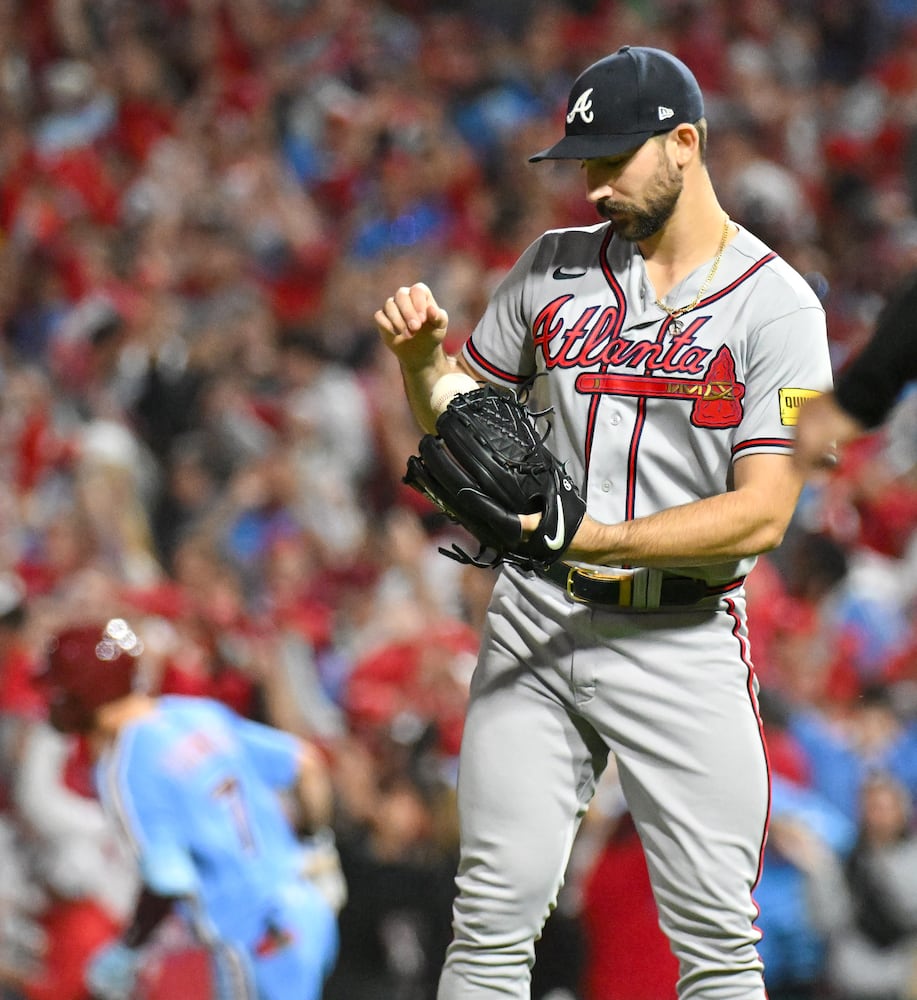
[529,129,659,162]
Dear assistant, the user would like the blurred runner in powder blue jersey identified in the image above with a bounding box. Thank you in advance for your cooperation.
[38,618,342,1000]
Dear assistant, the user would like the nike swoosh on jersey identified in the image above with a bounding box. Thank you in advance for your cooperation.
[552,267,587,280]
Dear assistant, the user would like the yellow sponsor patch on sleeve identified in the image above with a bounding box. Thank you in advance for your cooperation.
[779,388,821,426]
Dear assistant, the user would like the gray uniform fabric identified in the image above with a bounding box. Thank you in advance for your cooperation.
[439,221,832,999]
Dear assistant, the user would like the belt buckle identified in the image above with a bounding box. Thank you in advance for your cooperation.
[566,566,634,607]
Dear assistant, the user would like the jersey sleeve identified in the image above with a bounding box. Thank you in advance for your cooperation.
[461,238,541,385]
[733,291,832,461]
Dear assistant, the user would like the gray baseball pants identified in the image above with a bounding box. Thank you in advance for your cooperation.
[437,573,770,1000]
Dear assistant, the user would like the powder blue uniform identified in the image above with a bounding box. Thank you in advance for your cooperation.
[95,696,338,999]
[437,221,833,999]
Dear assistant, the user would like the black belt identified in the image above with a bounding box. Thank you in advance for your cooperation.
[542,563,741,609]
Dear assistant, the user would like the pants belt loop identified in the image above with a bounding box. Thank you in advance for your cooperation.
[645,569,663,608]
[629,569,663,609]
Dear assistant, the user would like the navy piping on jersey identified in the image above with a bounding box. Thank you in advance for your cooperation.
[732,437,794,457]
[724,596,771,913]
[463,338,528,384]
[584,226,627,481]
[693,251,777,306]
[620,313,677,520]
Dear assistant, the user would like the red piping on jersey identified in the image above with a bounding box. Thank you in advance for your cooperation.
[694,252,777,307]
[724,595,772,936]
[622,313,677,520]
[584,226,627,478]
[732,437,793,457]
[463,338,528,384]
[625,400,647,522]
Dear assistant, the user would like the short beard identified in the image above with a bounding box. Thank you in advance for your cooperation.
[596,154,683,241]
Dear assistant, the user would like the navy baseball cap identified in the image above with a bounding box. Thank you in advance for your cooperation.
[529,46,704,162]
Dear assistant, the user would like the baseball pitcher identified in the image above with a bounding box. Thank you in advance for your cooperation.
[376,46,832,1000]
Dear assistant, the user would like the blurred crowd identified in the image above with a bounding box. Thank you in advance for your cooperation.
[0,0,916,998]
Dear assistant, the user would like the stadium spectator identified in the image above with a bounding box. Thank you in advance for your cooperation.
[805,771,917,1000]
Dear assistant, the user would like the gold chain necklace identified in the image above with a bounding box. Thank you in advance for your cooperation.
[655,215,731,322]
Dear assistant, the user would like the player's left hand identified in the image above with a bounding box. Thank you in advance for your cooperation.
[84,940,140,1000]
[403,385,587,571]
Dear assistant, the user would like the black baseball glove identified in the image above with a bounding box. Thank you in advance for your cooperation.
[403,385,586,571]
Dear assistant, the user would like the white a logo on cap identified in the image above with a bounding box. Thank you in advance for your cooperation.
[567,88,595,124]
[658,106,674,121]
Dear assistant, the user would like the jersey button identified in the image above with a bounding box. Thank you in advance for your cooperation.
[610,412,622,426]
[601,480,612,492]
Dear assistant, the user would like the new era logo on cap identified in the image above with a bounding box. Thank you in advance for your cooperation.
[529,46,704,162]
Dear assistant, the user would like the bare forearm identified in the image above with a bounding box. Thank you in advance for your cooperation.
[400,349,458,433]
[565,483,800,567]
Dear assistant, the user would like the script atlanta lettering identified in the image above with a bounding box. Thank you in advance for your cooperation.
[532,295,713,374]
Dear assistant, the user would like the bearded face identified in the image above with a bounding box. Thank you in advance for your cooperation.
[595,138,684,240]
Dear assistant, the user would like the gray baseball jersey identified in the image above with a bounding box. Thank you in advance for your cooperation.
[438,222,832,1000]
[462,220,831,585]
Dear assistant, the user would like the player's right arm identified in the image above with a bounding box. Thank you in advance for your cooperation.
[557,450,805,567]
[374,282,479,433]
